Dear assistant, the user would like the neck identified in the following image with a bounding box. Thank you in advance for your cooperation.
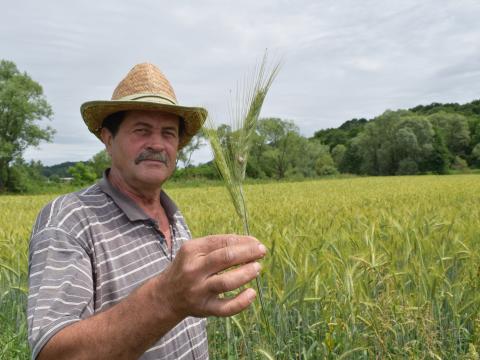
[108,168,162,212]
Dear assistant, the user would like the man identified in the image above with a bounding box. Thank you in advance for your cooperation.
[27,63,267,360]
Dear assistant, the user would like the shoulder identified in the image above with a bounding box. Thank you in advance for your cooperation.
[32,183,109,236]
[28,185,108,269]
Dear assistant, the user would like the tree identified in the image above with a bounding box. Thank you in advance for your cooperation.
[0,60,54,191]
[471,143,480,168]
[392,117,435,174]
[177,131,206,168]
[312,118,367,149]
[340,137,363,174]
[7,158,46,193]
[396,158,418,175]
[351,110,436,175]
[68,162,97,186]
[469,118,480,148]
[90,149,111,178]
[257,118,298,146]
[331,144,346,169]
[451,156,469,171]
[424,127,450,174]
[254,118,302,179]
[353,114,386,175]
[428,112,470,157]
[314,148,337,175]
[279,138,337,178]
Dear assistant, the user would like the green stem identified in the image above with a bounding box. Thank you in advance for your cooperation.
[238,183,274,350]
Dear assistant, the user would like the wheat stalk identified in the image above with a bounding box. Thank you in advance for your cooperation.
[204,52,281,348]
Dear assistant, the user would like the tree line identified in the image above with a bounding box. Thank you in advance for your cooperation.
[314,106,480,176]
[179,106,480,180]
[1,59,480,193]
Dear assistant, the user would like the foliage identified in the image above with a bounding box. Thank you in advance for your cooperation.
[177,132,206,169]
[263,127,302,178]
[410,99,480,117]
[0,60,54,192]
[428,112,471,157]
[472,143,480,168]
[176,99,480,179]
[89,149,111,178]
[64,149,110,186]
[426,126,451,174]
[171,162,219,181]
[4,73,480,191]
[331,144,346,168]
[451,156,469,172]
[68,162,97,185]
[335,109,479,176]
[213,118,337,180]
[6,159,46,193]
[252,118,301,179]
[41,161,78,178]
[313,118,368,149]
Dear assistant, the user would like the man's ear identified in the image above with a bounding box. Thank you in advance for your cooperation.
[100,127,113,156]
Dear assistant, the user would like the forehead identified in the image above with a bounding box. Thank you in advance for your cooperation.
[122,110,180,128]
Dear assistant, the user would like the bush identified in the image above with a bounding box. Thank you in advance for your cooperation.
[6,159,46,193]
[397,158,419,175]
[172,163,219,180]
[451,156,469,172]
[68,162,97,186]
[317,165,338,176]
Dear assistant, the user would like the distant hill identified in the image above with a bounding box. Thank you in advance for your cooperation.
[409,99,480,117]
[313,99,480,150]
[41,161,83,178]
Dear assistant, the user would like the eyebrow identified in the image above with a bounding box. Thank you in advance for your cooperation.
[133,122,178,132]
[133,122,153,128]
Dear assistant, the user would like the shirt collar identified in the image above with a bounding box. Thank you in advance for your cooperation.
[98,170,179,223]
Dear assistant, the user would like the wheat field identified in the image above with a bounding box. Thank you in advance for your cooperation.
[1,175,480,359]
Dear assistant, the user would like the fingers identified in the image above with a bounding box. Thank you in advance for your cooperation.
[168,234,267,319]
[202,241,266,276]
[206,288,257,317]
[208,262,261,293]
[195,234,258,254]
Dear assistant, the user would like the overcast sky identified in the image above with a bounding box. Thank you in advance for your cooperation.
[2,0,480,165]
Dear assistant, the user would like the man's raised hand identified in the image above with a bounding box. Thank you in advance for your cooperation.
[155,235,267,319]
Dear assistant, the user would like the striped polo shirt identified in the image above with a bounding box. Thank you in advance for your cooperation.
[27,173,209,359]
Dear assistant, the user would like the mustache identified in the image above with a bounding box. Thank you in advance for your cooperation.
[134,149,169,165]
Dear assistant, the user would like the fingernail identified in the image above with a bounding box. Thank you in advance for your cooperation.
[253,262,261,274]
[258,244,267,255]
[246,288,256,302]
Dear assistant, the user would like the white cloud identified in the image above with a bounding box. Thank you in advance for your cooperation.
[1,0,480,165]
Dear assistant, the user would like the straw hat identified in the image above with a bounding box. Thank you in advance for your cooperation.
[81,63,207,149]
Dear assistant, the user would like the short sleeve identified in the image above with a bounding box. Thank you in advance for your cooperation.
[27,226,94,359]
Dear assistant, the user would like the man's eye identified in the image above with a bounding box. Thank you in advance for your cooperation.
[135,128,148,134]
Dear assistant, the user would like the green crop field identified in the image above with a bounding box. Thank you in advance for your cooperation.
[1,175,480,359]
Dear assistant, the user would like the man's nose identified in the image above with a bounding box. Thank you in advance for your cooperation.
[147,131,166,150]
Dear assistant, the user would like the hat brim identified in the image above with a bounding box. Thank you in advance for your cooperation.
[81,100,207,149]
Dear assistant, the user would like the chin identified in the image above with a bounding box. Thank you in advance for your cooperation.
[136,165,173,186]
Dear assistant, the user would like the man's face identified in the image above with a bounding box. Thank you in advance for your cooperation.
[102,110,180,189]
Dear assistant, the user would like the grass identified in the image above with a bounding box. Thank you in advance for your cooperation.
[175,175,480,359]
[1,175,480,359]
[0,195,53,360]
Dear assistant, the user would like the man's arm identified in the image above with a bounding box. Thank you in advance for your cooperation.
[37,235,266,360]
